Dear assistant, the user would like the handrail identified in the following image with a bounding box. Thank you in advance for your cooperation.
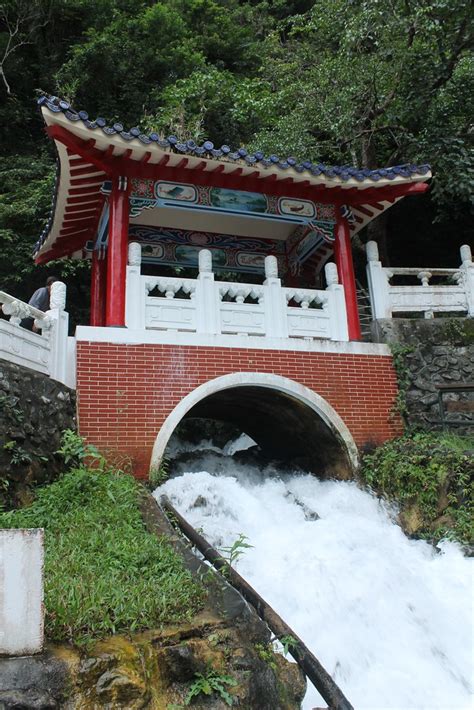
[160,496,354,710]
[0,290,48,323]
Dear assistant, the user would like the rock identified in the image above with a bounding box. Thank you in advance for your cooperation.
[399,504,424,535]
[191,495,208,509]
[0,361,76,510]
[0,689,58,709]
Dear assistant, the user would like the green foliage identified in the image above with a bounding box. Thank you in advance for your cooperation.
[56,428,101,466]
[389,343,416,422]
[255,641,278,671]
[149,457,170,488]
[0,460,206,643]
[3,440,32,465]
[279,634,298,657]
[360,432,474,545]
[184,666,237,706]
[219,533,253,568]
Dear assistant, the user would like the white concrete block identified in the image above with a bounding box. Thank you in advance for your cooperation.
[0,529,44,656]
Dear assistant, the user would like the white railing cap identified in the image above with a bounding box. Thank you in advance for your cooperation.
[0,291,47,320]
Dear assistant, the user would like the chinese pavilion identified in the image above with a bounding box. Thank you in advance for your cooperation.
[29,95,435,476]
[36,95,430,342]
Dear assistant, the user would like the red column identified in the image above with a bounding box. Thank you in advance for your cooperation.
[90,248,107,326]
[106,177,129,327]
[334,218,362,341]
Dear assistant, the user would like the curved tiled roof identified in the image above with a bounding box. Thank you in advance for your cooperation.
[34,94,431,263]
[38,95,430,184]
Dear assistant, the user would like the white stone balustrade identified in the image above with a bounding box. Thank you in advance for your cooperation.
[366,242,474,320]
[0,282,74,386]
[0,529,44,655]
[126,243,349,341]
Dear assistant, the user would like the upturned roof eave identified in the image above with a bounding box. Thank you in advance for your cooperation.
[34,95,432,263]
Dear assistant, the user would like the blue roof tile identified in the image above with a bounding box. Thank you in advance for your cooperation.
[36,94,431,186]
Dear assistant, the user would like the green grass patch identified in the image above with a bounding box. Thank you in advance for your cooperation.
[360,432,473,546]
[0,464,206,644]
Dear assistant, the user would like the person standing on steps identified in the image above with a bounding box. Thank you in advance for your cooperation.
[21,276,59,331]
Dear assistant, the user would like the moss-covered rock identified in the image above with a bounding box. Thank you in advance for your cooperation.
[0,615,305,709]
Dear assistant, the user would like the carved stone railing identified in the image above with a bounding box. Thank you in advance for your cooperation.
[0,282,73,386]
[366,242,474,320]
[126,244,349,341]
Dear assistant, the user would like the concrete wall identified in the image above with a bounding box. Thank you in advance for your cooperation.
[0,529,44,655]
[76,339,402,477]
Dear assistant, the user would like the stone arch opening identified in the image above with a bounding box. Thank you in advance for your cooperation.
[151,373,358,478]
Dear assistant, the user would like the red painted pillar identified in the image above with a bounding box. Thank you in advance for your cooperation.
[90,248,107,326]
[334,218,362,341]
[106,177,129,327]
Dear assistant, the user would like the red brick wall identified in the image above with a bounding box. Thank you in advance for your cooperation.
[76,342,402,478]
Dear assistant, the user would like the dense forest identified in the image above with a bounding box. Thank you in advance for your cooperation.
[0,0,472,323]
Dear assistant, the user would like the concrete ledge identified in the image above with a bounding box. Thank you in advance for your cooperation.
[0,529,44,656]
[76,326,391,356]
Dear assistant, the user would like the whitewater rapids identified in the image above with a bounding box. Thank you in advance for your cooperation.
[154,441,473,710]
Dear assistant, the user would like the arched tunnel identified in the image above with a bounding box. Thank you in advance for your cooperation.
[159,383,356,479]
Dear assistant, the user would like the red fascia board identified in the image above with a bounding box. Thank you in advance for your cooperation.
[59,225,94,237]
[69,176,105,187]
[354,205,374,217]
[67,194,102,205]
[47,124,112,174]
[65,201,101,212]
[47,124,429,205]
[63,210,101,223]
[70,165,106,178]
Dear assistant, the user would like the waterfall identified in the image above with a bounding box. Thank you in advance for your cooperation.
[154,441,473,710]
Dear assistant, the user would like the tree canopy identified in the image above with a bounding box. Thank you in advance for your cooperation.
[0,0,472,320]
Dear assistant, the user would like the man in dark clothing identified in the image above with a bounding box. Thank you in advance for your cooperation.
[21,276,59,331]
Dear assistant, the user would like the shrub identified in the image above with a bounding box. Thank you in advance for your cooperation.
[360,432,473,545]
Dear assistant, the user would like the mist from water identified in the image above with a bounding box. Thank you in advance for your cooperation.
[154,439,473,710]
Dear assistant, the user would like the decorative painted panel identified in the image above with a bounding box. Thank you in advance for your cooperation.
[129,225,286,274]
[129,179,337,225]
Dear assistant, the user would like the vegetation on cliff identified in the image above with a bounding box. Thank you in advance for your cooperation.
[0,449,206,643]
[360,432,474,546]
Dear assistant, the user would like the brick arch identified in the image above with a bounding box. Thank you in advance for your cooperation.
[150,372,359,475]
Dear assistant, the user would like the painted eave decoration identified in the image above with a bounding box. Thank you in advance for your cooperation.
[35,94,432,264]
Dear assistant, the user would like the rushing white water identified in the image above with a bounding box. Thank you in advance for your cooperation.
[155,444,473,710]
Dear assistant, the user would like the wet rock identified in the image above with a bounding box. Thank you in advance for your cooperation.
[191,495,208,508]
[0,689,58,709]
[0,654,69,709]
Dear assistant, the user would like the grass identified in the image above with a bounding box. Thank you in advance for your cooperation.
[360,431,474,546]
[0,463,206,644]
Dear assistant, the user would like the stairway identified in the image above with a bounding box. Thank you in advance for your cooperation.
[356,281,374,342]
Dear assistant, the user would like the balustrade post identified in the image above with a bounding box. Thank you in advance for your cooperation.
[125,242,146,329]
[196,249,219,334]
[366,240,392,319]
[324,263,349,341]
[460,244,474,317]
[263,256,288,338]
[46,281,69,386]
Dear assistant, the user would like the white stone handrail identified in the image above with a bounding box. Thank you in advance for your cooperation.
[0,291,49,327]
[0,283,73,386]
[126,243,349,341]
[366,241,474,319]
